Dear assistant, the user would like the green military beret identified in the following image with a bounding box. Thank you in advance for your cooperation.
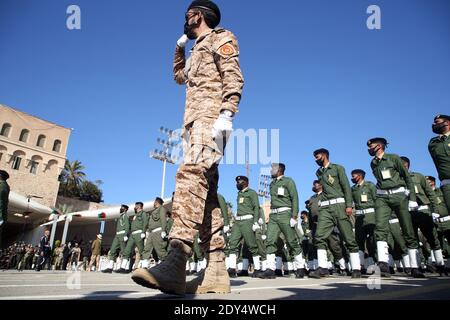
[367,137,388,147]
[434,114,450,121]
[235,176,249,183]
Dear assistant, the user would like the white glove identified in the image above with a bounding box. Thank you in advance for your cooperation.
[404,189,411,197]
[197,237,202,243]
[123,236,128,242]
[408,201,419,211]
[432,213,440,221]
[223,225,230,234]
[261,235,267,241]
[0,220,3,227]
[252,223,260,232]
[290,218,297,228]
[177,34,189,48]
[140,233,146,239]
[258,218,264,225]
[161,231,167,239]
[211,111,234,141]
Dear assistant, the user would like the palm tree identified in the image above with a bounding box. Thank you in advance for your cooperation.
[59,160,86,197]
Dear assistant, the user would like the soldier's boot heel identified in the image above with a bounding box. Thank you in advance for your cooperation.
[131,239,192,295]
[185,251,231,294]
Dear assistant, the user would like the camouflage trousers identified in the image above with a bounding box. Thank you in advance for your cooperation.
[170,117,226,253]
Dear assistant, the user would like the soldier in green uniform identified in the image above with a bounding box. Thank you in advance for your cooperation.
[254,207,267,275]
[309,149,361,279]
[102,205,130,273]
[0,170,10,249]
[259,163,306,279]
[351,169,377,273]
[429,114,450,209]
[141,197,169,268]
[227,176,264,278]
[367,138,423,278]
[426,176,450,270]
[400,157,445,274]
[118,202,148,273]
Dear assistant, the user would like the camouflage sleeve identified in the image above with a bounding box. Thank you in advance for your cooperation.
[173,46,187,85]
[213,31,244,114]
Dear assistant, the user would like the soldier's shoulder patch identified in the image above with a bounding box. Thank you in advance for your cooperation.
[218,42,236,56]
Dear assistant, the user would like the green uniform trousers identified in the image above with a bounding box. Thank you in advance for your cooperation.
[266,211,302,256]
[255,228,267,258]
[228,220,259,256]
[108,234,127,260]
[387,220,408,260]
[355,215,376,257]
[374,194,418,249]
[123,233,145,259]
[411,210,440,250]
[142,231,168,261]
[315,203,358,252]
[442,184,450,211]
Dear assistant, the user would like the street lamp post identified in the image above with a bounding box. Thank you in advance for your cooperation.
[150,127,180,199]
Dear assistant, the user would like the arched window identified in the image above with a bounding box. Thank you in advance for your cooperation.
[0,145,6,162]
[19,129,29,142]
[36,135,46,147]
[52,139,62,152]
[0,123,11,137]
[11,150,26,171]
[29,155,43,175]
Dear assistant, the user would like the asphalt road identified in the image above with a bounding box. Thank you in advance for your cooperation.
[0,270,449,300]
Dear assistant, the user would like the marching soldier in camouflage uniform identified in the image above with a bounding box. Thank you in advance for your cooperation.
[367,138,423,278]
[228,176,264,278]
[132,0,244,295]
[351,169,377,273]
[119,202,148,273]
[429,114,450,209]
[141,198,169,268]
[102,205,130,273]
[309,149,361,279]
[400,156,445,274]
[259,163,306,279]
[426,176,450,268]
[0,170,10,249]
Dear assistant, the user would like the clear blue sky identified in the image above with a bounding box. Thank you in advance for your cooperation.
[1,0,449,210]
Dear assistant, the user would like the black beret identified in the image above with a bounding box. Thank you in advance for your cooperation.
[236,176,249,183]
[121,204,129,210]
[367,137,388,147]
[155,197,164,205]
[434,114,450,121]
[425,176,436,182]
[351,169,366,176]
[0,170,9,180]
[188,0,221,24]
[400,156,410,166]
[313,148,329,156]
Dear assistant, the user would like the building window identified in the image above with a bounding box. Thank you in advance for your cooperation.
[19,129,29,142]
[1,123,11,137]
[11,155,22,170]
[36,135,46,147]
[29,160,39,174]
[53,140,62,152]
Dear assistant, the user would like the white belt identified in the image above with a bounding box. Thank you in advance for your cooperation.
[439,216,450,223]
[270,207,291,214]
[389,218,399,224]
[132,229,143,235]
[318,198,345,207]
[441,179,450,186]
[235,214,253,221]
[151,227,162,233]
[116,230,126,235]
[377,187,406,196]
[355,208,375,215]
[417,205,429,212]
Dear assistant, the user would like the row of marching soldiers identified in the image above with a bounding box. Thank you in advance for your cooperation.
[101,115,450,279]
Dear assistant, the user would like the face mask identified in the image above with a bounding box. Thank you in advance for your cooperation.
[184,16,200,40]
[432,122,447,134]
[368,145,380,156]
[134,208,138,213]
[312,187,317,193]
[351,178,358,184]
[315,159,324,167]
[236,183,244,191]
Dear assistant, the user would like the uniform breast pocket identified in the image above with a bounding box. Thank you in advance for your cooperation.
[188,51,203,78]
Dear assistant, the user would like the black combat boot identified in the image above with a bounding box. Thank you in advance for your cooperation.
[411,268,425,278]
[227,268,237,278]
[258,269,276,279]
[308,267,329,279]
[295,268,306,279]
